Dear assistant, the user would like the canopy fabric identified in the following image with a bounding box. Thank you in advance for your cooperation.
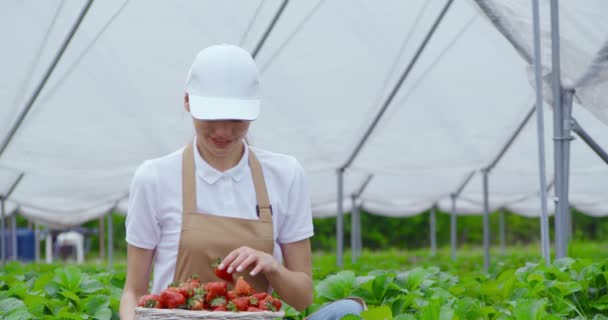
[0,0,606,227]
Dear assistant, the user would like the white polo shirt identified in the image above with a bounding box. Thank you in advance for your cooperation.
[125,140,314,294]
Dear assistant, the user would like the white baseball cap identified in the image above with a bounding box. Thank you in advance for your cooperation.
[185,44,260,120]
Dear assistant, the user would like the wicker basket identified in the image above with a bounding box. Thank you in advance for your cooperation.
[135,307,285,319]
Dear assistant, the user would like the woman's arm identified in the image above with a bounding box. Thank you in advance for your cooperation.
[220,238,313,311]
[119,245,156,320]
[268,239,313,310]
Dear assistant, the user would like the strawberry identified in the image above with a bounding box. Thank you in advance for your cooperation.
[228,296,250,311]
[187,295,204,311]
[247,306,263,312]
[226,290,238,300]
[252,292,267,301]
[137,294,162,308]
[160,287,186,309]
[213,258,234,283]
[271,297,282,310]
[204,281,227,303]
[210,296,227,308]
[234,276,253,296]
[258,296,276,311]
[213,305,227,311]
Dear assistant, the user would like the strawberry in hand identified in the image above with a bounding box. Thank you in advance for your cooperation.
[213,257,234,283]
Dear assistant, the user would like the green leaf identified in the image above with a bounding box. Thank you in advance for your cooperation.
[93,308,112,320]
[341,315,362,320]
[0,298,26,314]
[511,298,548,320]
[60,290,82,303]
[372,273,396,303]
[397,268,429,291]
[84,295,110,316]
[5,308,33,320]
[361,305,392,320]
[315,271,357,302]
[81,279,105,294]
[55,266,83,292]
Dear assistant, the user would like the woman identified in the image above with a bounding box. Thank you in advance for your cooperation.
[119,44,363,320]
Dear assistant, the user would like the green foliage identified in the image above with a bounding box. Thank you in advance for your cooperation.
[0,262,124,320]
[311,209,608,251]
[299,258,608,319]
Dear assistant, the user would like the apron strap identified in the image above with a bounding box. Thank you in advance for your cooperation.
[182,143,197,213]
[182,141,272,222]
[248,150,273,223]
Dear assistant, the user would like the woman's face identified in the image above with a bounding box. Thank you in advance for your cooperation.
[194,119,250,158]
[185,94,250,159]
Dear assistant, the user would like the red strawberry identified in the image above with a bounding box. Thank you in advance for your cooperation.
[226,290,238,300]
[258,296,276,311]
[213,305,227,311]
[247,306,263,312]
[204,282,227,303]
[228,296,250,311]
[160,287,186,309]
[213,258,234,283]
[252,292,267,301]
[137,294,162,308]
[271,297,282,310]
[234,276,253,296]
[179,280,200,299]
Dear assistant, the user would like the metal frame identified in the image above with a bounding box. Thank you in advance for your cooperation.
[336,0,455,267]
[450,170,475,261]
[549,0,573,259]
[350,174,373,263]
[531,0,552,264]
[0,0,93,157]
[482,169,490,271]
[571,117,608,165]
[252,0,289,59]
[499,208,506,254]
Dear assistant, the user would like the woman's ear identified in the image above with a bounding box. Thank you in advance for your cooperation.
[184,93,190,112]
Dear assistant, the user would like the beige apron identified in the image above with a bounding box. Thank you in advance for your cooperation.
[173,143,274,293]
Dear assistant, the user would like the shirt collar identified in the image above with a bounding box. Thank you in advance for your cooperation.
[193,138,249,184]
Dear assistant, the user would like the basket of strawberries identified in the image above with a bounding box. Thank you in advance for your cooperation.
[135,276,284,319]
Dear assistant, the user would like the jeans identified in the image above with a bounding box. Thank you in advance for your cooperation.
[307,299,364,320]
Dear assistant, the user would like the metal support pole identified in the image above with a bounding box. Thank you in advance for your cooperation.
[336,169,344,268]
[107,211,114,268]
[350,195,358,263]
[0,198,5,265]
[430,206,437,256]
[450,194,457,261]
[252,0,288,59]
[486,107,536,171]
[0,0,94,157]
[499,208,506,255]
[99,216,105,261]
[550,0,570,259]
[11,213,17,261]
[482,170,490,272]
[571,117,608,165]
[532,0,552,264]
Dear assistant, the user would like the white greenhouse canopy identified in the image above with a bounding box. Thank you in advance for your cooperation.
[1,0,607,233]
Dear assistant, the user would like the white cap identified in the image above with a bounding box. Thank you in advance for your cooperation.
[185,44,260,120]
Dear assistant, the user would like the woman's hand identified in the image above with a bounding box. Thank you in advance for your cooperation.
[219,246,280,276]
